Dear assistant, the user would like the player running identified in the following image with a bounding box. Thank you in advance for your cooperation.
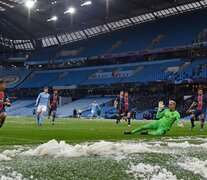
[90,100,101,119]
[186,89,206,131]
[114,90,125,124]
[123,91,132,126]
[48,90,60,125]
[0,81,11,128]
[35,87,50,126]
[124,100,184,136]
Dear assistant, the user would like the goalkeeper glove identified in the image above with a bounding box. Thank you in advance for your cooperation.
[158,101,165,111]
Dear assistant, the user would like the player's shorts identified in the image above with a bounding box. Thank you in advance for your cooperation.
[50,106,57,111]
[91,110,95,115]
[117,109,131,116]
[97,110,101,116]
[194,109,206,118]
[124,110,131,116]
[37,105,47,112]
[117,109,124,115]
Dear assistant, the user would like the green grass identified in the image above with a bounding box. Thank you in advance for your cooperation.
[0,117,206,180]
[0,117,206,146]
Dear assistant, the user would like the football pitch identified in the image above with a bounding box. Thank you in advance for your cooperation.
[0,117,207,180]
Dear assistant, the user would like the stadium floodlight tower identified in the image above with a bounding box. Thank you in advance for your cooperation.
[25,0,36,9]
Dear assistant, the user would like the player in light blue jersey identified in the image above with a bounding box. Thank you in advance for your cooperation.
[90,100,101,119]
[35,87,51,126]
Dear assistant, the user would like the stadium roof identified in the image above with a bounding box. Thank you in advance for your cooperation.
[0,0,207,51]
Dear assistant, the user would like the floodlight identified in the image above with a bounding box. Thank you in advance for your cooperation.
[25,0,35,9]
[64,7,76,14]
[81,1,92,6]
[47,16,58,22]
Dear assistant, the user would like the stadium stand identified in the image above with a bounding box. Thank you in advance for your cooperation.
[1,57,206,89]
[168,58,207,82]
[6,97,36,117]
[0,68,32,88]
[7,96,113,117]
[25,10,207,64]
[57,96,113,118]
[20,70,63,88]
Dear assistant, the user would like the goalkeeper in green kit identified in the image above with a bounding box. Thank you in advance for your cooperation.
[124,100,184,136]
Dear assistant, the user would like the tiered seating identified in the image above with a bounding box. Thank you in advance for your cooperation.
[52,69,96,86]
[82,105,115,118]
[0,68,31,88]
[7,96,113,117]
[57,96,113,117]
[155,11,207,48]
[54,29,131,61]
[122,59,182,83]
[7,97,36,116]
[28,48,58,64]
[20,70,63,88]
[168,58,207,81]
[82,67,135,85]
[25,9,207,64]
[10,58,207,89]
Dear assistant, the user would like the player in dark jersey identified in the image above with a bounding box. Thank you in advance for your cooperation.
[48,90,60,125]
[114,90,124,124]
[123,91,132,126]
[186,89,206,131]
[0,81,11,128]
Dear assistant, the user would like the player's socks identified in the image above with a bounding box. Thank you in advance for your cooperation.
[200,118,205,131]
[48,110,52,119]
[0,118,5,128]
[124,131,132,135]
[128,118,131,126]
[37,115,40,124]
[140,131,148,135]
[52,114,56,125]
[190,118,195,130]
[39,115,43,125]
[116,116,121,124]
[190,125,196,130]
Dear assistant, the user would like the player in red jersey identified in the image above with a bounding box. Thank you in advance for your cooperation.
[187,89,206,131]
[0,81,11,128]
[123,91,132,126]
[48,90,60,125]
